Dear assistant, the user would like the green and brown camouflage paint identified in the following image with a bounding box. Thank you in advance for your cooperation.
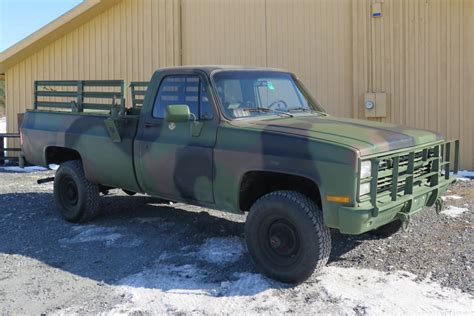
[21,66,458,234]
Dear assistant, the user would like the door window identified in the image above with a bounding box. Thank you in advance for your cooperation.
[152,75,214,120]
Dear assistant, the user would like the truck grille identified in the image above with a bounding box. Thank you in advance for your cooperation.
[376,149,434,194]
[358,140,459,206]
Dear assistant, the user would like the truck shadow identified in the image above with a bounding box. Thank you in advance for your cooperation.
[0,191,374,296]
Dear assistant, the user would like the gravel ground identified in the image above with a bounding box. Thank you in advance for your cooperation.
[0,168,472,314]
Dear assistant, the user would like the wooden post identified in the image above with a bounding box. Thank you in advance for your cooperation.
[0,135,4,166]
[34,81,38,109]
[77,81,84,112]
[17,113,24,131]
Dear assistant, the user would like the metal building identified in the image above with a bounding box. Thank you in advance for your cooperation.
[0,0,473,169]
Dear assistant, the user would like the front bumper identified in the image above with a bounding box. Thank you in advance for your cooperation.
[338,179,453,234]
[337,139,459,235]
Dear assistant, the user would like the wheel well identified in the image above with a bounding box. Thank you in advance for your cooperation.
[45,147,81,165]
[239,171,321,212]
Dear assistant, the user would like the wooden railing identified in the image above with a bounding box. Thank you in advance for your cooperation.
[130,81,149,108]
[1,80,148,166]
[34,80,125,113]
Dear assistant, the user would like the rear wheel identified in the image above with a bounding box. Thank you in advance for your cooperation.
[54,160,100,223]
[245,190,331,284]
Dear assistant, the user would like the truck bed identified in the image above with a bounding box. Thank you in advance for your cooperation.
[22,111,141,192]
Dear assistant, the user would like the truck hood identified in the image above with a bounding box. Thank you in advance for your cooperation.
[232,115,443,156]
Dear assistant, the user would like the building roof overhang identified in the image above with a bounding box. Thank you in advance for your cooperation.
[0,0,121,74]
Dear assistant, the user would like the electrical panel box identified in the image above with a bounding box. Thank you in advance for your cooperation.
[364,93,376,117]
[364,92,388,118]
[375,92,387,117]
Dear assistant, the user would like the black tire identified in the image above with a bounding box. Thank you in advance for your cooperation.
[369,220,402,238]
[245,190,331,284]
[54,160,100,223]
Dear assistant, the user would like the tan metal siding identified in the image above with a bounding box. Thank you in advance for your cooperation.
[463,0,474,172]
[181,0,353,118]
[5,0,180,134]
[4,0,474,169]
[181,0,267,66]
[352,0,474,169]
[264,0,353,118]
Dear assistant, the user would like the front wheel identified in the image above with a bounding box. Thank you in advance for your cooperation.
[245,191,331,284]
[54,160,100,223]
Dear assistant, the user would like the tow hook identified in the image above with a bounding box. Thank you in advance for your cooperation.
[398,213,411,232]
[435,198,444,216]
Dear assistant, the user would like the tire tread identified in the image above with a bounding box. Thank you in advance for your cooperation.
[246,190,331,283]
[55,160,100,222]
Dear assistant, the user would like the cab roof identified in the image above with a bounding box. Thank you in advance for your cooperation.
[157,65,289,75]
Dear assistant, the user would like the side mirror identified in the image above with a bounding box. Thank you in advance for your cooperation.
[165,104,191,123]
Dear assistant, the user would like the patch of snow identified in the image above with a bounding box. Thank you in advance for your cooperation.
[1,117,6,159]
[119,263,214,294]
[62,225,142,248]
[0,116,5,133]
[447,194,463,200]
[131,217,173,228]
[444,170,473,181]
[316,267,473,314]
[133,217,162,224]
[0,161,56,173]
[219,272,276,296]
[119,238,144,248]
[1,166,48,173]
[109,265,473,315]
[441,205,469,218]
[109,264,285,315]
[48,164,59,170]
[60,225,123,247]
[458,170,474,179]
[105,236,473,313]
[198,237,245,265]
[441,194,463,201]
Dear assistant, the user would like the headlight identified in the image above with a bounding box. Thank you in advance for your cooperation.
[360,161,372,179]
[359,182,370,196]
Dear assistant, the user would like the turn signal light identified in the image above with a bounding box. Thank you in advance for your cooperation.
[326,195,351,203]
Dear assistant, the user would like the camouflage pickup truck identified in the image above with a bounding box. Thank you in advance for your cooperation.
[21,66,459,283]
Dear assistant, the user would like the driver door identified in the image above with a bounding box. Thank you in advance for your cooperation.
[135,73,218,203]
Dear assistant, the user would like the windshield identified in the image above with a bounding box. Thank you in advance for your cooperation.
[212,71,325,119]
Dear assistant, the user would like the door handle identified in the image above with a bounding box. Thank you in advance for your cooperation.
[144,121,160,128]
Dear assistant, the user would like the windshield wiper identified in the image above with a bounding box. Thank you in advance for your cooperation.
[288,107,312,112]
[288,107,328,116]
[242,107,294,118]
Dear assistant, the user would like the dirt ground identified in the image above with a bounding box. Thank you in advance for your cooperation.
[0,168,472,314]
